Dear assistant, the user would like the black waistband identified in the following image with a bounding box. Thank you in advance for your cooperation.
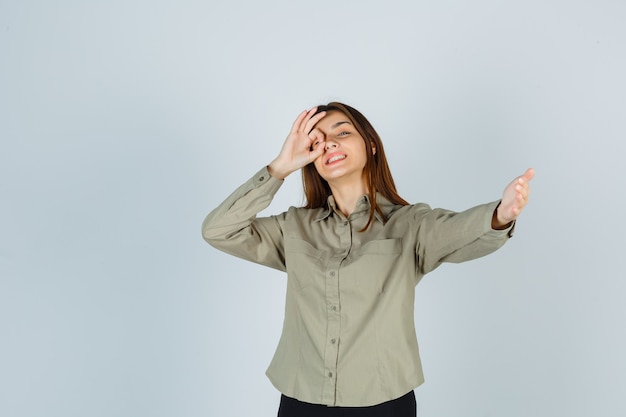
[278,390,416,417]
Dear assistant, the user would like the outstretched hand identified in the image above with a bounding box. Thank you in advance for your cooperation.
[268,108,327,180]
[493,168,535,229]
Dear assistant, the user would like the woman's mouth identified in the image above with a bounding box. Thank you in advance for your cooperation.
[326,154,347,165]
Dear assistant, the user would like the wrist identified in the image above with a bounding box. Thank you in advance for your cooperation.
[268,161,290,180]
[492,204,513,230]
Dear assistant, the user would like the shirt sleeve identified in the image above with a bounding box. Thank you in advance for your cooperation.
[201,166,287,272]
[414,200,515,275]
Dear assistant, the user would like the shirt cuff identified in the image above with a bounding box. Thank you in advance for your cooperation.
[485,200,516,239]
[251,166,283,191]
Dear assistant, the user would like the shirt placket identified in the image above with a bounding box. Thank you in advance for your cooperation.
[321,217,352,405]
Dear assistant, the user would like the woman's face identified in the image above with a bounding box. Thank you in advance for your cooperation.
[312,111,372,186]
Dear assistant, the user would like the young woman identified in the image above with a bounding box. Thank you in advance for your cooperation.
[202,102,534,417]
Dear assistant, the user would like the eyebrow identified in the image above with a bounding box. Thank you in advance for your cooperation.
[331,121,352,129]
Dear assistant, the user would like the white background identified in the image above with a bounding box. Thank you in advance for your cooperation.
[1,1,625,416]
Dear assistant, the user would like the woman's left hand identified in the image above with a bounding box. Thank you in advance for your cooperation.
[493,168,535,229]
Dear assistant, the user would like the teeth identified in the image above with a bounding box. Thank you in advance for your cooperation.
[328,155,346,164]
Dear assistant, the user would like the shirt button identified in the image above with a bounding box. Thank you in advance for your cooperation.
[331,338,336,344]
[259,176,265,181]
[330,271,335,277]
[343,221,348,226]
[328,372,333,378]
[330,305,337,311]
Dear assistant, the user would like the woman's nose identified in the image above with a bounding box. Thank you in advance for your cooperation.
[325,141,338,150]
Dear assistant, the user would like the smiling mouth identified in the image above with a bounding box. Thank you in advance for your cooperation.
[327,154,346,164]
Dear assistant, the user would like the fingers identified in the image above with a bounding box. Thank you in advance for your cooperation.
[511,175,531,216]
[309,137,326,160]
[499,168,534,224]
[515,179,529,200]
[511,168,533,198]
[290,109,310,133]
[308,128,326,151]
[516,168,533,202]
[522,167,535,182]
[303,110,326,133]
[291,107,327,134]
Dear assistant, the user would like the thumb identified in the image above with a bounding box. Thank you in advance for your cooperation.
[309,139,326,161]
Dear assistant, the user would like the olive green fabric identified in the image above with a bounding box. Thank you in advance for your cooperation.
[202,166,513,407]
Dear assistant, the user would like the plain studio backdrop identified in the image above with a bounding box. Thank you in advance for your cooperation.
[1,1,625,416]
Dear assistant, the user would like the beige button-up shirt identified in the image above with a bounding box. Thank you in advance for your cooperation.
[202,166,514,407]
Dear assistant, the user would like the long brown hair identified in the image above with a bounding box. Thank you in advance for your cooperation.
[302,102,409,231]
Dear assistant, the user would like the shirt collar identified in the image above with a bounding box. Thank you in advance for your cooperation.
[313,193,397,223]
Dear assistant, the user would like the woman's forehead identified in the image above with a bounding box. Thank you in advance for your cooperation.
[315,110,351,130]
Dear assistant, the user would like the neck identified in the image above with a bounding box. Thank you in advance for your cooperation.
[328,177,368,218]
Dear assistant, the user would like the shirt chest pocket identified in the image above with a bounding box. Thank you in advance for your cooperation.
[285,238,326,291]
[349,238,403,293]
[360,238,402,256]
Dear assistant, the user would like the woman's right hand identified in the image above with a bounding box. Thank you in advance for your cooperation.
[268,108,327,180]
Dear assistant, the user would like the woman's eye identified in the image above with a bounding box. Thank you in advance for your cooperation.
[338,131,350,137]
